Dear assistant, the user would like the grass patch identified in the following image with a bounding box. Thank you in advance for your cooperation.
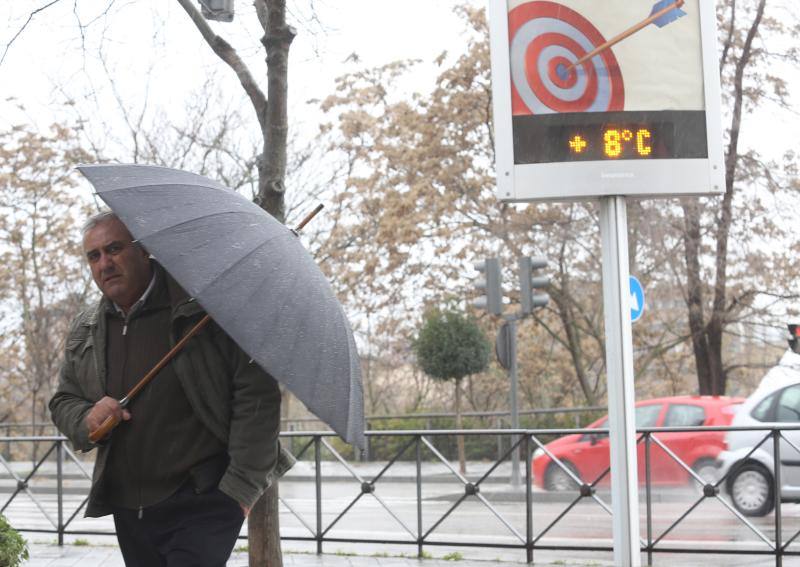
[442,551,463,561]
[72,539,90,547]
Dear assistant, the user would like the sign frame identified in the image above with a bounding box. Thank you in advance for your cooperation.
[488,0,725,202]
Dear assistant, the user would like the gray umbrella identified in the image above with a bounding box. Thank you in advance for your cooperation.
[78,164,365,449]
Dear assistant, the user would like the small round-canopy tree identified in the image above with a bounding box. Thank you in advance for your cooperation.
[414,308,491,474]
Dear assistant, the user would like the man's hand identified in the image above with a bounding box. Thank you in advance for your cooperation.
[85,396,131,439]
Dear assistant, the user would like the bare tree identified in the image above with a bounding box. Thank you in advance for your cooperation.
[680,0,800,394]
[0,123,94,447]
[173,2,299,564]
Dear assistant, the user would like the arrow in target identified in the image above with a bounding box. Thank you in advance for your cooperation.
[561,0,687,78]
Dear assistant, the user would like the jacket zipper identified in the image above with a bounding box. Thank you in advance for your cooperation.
[121,314,143,519]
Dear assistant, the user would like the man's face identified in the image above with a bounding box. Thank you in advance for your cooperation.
[83,218,152,312]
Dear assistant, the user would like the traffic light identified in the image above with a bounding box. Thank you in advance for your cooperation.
[790,324,800,354]
[518,256,549,314]
[473,258,503,316]
[199,0,234,22]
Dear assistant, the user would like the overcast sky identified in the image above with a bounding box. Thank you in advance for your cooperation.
[0,2,477,136]
[0,1,796,169]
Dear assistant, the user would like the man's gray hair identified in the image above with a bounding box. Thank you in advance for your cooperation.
[81,210,147,254]
[81,210,121,236]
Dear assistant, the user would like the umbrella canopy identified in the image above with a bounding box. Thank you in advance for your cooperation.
[78,164,364,449]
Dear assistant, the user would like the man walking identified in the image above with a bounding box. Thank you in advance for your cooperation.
[50,211,292,566]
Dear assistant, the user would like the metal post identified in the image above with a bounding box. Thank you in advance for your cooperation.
[314,435,322,555]
[525,434,533,564]
[364,419,371,462]
[645,433,653,566]
[56,440,64,546]
[599,195,641,566]
[496,417,503,463]
[3,425,10,460]
[773,430,782,567]
[416,436,423,559]
[508,318,520,488]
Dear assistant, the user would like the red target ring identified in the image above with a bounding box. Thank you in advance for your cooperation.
[526,34,598,113]
[509,1,624,115]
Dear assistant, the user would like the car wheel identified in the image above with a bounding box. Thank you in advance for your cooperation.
[692,458,719,486]
[729,463,774,517]
[545,461,579,491]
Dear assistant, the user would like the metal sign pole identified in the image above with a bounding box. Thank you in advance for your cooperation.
[599,195,641,567]
[507,318,520,488]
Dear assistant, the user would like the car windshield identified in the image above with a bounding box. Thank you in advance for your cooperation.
[664,404,706,427]
[777,384,800,422]
[752,394,775,422]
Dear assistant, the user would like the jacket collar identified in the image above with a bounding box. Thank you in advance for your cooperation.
[86,262,205,328]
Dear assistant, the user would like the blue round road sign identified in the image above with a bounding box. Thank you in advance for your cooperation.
[629,276,645,323]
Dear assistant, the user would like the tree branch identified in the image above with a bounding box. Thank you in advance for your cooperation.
[1,0,65,66]
[175,0,268,132]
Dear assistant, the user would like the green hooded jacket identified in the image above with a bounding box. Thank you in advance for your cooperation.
[49,266,295,517]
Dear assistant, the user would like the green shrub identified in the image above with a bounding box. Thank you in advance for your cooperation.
[0,515,28,567]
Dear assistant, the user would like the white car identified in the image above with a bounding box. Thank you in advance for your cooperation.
[717,349,800,516]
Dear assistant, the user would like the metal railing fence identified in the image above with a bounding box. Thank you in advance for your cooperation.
[1,426,799,565]
[1,406,605,463]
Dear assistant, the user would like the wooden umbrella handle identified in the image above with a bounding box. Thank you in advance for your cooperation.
[89,414,121,444]
[88,314,212,443]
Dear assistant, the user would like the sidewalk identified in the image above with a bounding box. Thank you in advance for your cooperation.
[20,543,788,567]
[21,544,575,567]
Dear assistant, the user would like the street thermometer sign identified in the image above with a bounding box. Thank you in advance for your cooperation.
[488,0,724,201]
[487,2,726,564]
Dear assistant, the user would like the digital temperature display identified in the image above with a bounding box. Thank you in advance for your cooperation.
[512,110,708,165]
[562,124,670,161]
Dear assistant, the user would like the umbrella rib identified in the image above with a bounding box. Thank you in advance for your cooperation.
[135,210,281,244]
[93,179,228,193]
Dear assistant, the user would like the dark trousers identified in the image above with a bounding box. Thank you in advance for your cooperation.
[112,484,245,567]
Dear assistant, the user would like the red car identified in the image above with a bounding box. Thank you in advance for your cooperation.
[532,396,744,491]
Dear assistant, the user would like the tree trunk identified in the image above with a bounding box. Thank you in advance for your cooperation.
[258,0,295,223]
[247,482,282,566]
[455,379,466,475]
[251,2,294,565]
[681,200,713,394]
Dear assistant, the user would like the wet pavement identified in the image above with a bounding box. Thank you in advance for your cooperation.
[20,542,800,566]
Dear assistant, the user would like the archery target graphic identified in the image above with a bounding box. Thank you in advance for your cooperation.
[509,1,624,115]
